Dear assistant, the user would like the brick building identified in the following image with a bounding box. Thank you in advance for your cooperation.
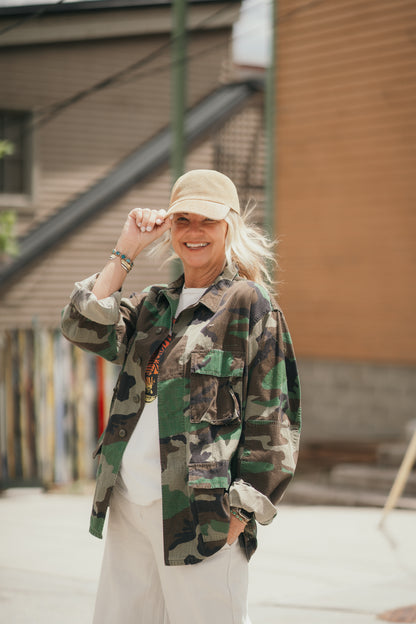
[275,0,416,444]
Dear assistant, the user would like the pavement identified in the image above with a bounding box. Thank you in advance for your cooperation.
[0,487,415,624]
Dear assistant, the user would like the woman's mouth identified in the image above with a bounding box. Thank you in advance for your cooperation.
[185,243,208,249]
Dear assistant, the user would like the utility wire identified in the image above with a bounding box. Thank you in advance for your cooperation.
[3,0,324,134]
[0,0,66,37]
[32,2,234,129]
[109,16,272,88]
[0,0,268,39]
[277,0,327,22]
[34,3,279,130]
[70,0,319,96]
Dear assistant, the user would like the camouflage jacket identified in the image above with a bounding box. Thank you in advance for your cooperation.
[61,264,301,566]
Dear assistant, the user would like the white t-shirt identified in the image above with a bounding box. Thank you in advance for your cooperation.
[117,286,206,505]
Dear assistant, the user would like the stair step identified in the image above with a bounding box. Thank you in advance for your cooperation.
[329,464,416,495]
[284,480,416,509]
[299,441,378,468]
[377,442,414,467]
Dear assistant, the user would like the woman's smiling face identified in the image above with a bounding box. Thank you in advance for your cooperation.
[170,213,228,287]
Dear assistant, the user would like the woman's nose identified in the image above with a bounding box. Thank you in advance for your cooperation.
[186,222,205,235]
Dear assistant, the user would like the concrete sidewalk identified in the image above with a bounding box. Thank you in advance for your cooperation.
[0,488,415,623]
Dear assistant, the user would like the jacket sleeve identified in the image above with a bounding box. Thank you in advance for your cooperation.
[61,274,139,365]
[228,308,301,525]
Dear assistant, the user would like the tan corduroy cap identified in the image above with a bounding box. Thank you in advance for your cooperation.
[167,169,240,220]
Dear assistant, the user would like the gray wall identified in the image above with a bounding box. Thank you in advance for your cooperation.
[299,359,416,443]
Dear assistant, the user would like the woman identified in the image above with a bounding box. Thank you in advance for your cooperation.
[61,169,301,624]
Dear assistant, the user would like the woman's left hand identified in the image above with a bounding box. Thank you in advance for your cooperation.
[227,514,247,545]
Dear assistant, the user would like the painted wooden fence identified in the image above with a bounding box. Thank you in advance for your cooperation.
[0,329,118,488]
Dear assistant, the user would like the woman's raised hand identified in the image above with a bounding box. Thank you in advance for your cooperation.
[92,208,171,300]
[116,208,171,260]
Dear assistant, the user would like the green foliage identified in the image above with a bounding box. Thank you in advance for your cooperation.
[0,140,14,159]
[0,141,18,257]
[0,211,18,256]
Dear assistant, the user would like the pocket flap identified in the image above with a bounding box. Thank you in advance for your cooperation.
[191,350,244,378]
[188,460,230,489]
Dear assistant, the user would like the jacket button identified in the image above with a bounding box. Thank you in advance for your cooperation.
[119,429,127,438]
[155,327,163,334]
[133,395,140,403]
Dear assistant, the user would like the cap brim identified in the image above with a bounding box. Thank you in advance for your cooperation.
[166,199,230,220]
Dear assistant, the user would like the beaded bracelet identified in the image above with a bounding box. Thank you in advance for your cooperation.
[110,249,134,273]
[230,508,249,524]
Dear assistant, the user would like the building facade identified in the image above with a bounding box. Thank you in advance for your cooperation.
[0,0,270,486]
[275,0,416,443]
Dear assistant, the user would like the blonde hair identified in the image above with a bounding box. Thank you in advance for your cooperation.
[149,205,277,293]
[224,204,276,292]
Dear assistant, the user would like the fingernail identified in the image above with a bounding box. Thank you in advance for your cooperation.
[141,226,146,232]
[146,226,152,232]
[155,219,162,225]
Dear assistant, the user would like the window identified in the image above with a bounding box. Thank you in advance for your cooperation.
[0,110,32,196]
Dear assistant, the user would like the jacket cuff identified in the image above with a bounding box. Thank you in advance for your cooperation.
[70,274,122,325]
[228,479,277,525]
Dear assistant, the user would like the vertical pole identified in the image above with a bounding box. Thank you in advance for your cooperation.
[171,0,187,280]
[379,429,416,528]
[265,0,276,242]
[171,0,187,182]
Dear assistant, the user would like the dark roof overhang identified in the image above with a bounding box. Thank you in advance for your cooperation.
[0,0,241,18]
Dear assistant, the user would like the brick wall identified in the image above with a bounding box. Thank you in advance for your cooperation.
[275,0,416,364]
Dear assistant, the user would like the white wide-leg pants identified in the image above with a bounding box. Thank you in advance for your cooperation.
[92,487,251,624]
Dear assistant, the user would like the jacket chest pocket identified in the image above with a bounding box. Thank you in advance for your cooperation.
[189,349,244,425]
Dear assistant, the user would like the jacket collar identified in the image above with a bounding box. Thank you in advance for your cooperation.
[158,263,240,313]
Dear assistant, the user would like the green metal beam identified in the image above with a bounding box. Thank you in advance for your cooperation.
[265,0,276,241]
[171,0,187,182]
[171,0,187,280]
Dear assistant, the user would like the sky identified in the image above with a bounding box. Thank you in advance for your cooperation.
[0,0,272,66]
[233,0,272,66]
